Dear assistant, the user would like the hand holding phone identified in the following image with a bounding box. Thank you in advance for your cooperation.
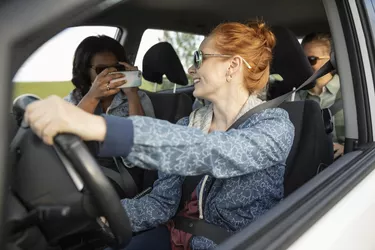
[109,70,142,88]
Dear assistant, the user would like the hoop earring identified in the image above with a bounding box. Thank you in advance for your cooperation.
[226,68,232,83]
[226,74,232,83]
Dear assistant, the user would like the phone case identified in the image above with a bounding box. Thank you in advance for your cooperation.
[109,70,142,88]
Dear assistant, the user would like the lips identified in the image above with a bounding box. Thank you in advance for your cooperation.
[193,78,200,85]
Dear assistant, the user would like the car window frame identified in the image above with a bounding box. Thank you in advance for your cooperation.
[216,0,375,248]
[0,0,124,248]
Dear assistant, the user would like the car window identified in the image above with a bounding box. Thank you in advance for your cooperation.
[135,29,204,92]
[13,26,120,99]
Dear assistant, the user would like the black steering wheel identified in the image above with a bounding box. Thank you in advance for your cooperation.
[9,95,132,249]
[53,133,132,248]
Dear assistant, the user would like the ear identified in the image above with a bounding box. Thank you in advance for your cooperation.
[228,56,242,75]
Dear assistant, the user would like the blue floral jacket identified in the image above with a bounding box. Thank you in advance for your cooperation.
[99,108,294,249]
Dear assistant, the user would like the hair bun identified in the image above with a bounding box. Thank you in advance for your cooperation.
[247,20,276,50]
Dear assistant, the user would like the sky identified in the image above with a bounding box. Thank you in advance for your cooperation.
[13,26,167,82]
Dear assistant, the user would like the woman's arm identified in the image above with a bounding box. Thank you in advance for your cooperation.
[77,94,100,114]
[65,91,100,114]
[25,96,294,174]
[99,109,294,178]
[138,91,155,118]
[122,88,145,116]
[122,172,184,232]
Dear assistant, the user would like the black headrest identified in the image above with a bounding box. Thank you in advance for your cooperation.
[270,27,315,94]
[142,42,188,86]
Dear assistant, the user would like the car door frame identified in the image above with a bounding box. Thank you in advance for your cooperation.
[0,0,128,248]
[217,0,375,249]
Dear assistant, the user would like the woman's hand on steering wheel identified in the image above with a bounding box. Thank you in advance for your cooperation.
[25,95,107,145]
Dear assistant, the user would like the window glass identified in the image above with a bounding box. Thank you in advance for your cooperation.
[13,26,120,99]
[135,29,204,92]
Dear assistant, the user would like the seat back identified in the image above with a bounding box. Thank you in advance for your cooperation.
[280,100,334,196]
[144,91,192,123]
[267,27,315,100]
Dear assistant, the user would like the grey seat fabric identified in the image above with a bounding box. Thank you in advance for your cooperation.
[142,42,192,123]
[267,26,315,100]
[280,100,334,196]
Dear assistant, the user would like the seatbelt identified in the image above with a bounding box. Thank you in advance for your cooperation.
[328,99,343,116]
[321,99,343,134]
[173,60,334,244]
[112,157,138,198]
[173,216,232,244]
[178,175,204,211]
[229,61,334,130]
[101,167,128,196]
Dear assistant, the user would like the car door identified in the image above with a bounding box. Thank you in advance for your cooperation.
[0,0,126,248]
[1,0,375,250]
[217,0,375,249]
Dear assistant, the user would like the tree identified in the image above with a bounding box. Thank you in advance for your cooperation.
[160,31,203,71]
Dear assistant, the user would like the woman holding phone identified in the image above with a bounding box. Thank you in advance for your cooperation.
[64,35,155,195]
[64,35,155,118]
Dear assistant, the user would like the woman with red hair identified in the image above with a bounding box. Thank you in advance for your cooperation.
[25,21,295,250]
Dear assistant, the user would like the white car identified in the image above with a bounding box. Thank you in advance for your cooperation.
[0,0,374,249]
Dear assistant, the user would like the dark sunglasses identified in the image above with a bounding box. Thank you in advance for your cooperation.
[90,63,126,75]
[307,56,330,66]
[193,50,252,69]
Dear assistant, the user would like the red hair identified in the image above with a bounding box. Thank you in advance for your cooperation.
[210,21,276,93]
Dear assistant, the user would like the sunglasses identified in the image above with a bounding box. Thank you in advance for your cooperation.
[90,63,126,75]
[193,50,252,69]
[307,56,330,66]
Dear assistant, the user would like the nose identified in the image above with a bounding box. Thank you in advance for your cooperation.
[188,65,196,76]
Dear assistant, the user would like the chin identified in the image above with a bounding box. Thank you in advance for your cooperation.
[193,89,206,99]
[193,85,202,98]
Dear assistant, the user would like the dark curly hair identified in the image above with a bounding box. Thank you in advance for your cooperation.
[71,35,129,98]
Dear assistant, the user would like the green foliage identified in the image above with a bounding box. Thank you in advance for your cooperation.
[13,78,186,100]
[13,81,75,99]
[160,31,203,70]
[12,31,202,99]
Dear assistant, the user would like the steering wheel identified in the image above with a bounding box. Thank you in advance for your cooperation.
[9,95,132,249]
[53,133,132,248]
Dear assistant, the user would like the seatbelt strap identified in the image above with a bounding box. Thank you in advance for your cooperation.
[101,167,127,195]
[174,60,334,245]
[228,61,334,130]
[112,157,138,198]
[328,99,343,116]
[178,175,204,211]
[173,216,232,244]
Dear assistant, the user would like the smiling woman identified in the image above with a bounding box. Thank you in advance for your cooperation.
[24,21,294,250]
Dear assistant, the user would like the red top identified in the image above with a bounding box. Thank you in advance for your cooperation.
[166,187,199,250]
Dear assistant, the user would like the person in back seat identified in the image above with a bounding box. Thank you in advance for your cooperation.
[26,21,294,250]
[64,35,155,118]
[64,35,155,192]
[295,32,344,159]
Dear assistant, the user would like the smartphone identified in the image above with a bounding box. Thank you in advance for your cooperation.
[109,70,142,88]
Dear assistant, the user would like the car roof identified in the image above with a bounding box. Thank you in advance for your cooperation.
[88,0,329,36]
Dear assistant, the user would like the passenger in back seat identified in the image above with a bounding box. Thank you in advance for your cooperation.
[64,35,155,192]
[295,33,344,159]
[26,21,294,250]
[64,35,155,118]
